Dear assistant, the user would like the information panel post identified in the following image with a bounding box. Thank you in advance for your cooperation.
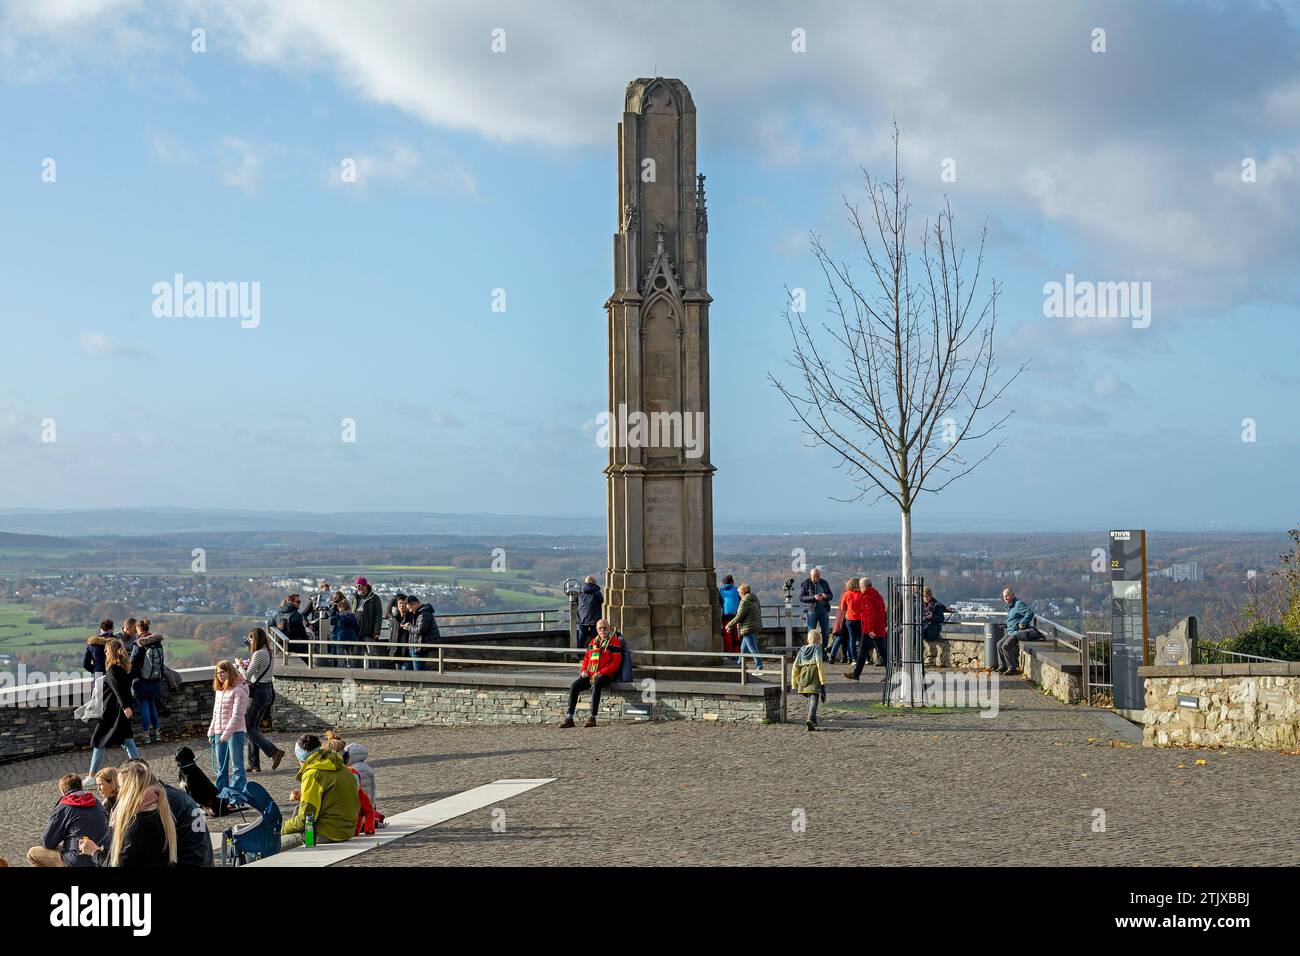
[1109,529,1148,713]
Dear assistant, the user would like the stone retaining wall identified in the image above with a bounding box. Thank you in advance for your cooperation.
[0,667,216,764]
[273,667,781,728]
[1021,643,1083,704]
[1140,663,1300,749]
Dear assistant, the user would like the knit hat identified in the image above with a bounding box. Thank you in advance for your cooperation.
[355,577,369,588]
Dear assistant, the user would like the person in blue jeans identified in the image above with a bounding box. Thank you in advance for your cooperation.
[731,584,765,674]
[87,639,141,777]
[401,595,437,672]
[208,660,249,802]
[129,621,164,744]
[799,569,834,651]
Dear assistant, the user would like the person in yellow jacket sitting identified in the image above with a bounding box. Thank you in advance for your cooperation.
[281,733,361,848]
[791,629,828,731]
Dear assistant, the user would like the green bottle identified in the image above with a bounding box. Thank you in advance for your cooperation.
[304,810,316,848]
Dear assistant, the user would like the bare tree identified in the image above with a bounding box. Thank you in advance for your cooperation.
[771,125,1024,581]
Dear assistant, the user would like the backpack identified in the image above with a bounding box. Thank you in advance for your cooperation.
[139,644,164,682]
[617,635,633,683]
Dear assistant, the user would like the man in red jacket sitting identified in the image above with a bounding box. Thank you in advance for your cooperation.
[559,620,624,728]
[845,577,888,680]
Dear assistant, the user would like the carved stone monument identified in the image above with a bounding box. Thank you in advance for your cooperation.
[603,78,721,653]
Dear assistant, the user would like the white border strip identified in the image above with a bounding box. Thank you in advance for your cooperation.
[248,777,555,867]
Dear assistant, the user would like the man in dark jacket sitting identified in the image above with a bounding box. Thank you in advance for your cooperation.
[27,774,109,867]
[577,576,603,645]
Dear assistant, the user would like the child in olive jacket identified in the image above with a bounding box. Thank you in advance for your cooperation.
[791,629,828,731]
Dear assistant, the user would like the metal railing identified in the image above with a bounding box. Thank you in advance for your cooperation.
[266,628,791,719]
[1196,642,1288,665]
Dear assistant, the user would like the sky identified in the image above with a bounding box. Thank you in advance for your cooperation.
[0,0,1297,533]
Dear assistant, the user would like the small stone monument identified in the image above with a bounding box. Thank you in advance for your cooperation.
[1154,617,1198,666]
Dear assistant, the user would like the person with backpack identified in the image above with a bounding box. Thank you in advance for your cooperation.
[87,638,141,776]
[559,620,624,728]
[791,628,829,731]
[129,619,165,744]
[329,590,360,668]
[732,584,765,674]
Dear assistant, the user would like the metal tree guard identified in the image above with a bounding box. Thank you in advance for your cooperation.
[884,576,926,706]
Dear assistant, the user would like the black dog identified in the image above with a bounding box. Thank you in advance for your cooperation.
[175,746,226,816]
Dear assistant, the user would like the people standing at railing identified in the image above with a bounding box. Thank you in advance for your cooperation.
[732,583,765,674]
[792,628,828,731]
[996,588,1040,676]
[239,628,287,773]
[82,619,113,675]
[329,590,360,667]
[922,588,950,658]
[26,773,109,867]
[352,577,383,664]
[384,593,408,669]
[275,593,311,660]
[128,619,164,744]
[308,580,333,636]
[577,576,604,645]
[845,578,887,681]
[119,618,139,658]
[799,568,834,652]
[559,619,625,728]
[208,660,250,803]
[87,638,141,777]
[400,594,438,672]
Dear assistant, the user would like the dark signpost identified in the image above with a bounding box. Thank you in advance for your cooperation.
[1110,530,1149,712]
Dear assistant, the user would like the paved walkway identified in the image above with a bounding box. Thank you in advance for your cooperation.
[1,670,1296,866]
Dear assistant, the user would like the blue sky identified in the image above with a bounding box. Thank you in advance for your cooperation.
[1,0,1297,532]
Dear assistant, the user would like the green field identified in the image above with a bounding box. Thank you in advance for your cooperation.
[0,603,208,669]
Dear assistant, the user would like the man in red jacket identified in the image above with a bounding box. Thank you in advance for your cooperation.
[559,620,624,728]
[845,577,888,680]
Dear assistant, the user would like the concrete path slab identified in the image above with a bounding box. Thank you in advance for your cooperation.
[248,778,555,867]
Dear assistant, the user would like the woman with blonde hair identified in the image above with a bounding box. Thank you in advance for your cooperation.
[78,762,176,866]
[88,638,140,776]
[827,578,858,664]
[208,660,249,802]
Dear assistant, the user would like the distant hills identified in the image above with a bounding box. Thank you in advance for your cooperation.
[0,507,1285,539]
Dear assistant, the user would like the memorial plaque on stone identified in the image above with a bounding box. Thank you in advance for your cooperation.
[1154,617,1198,666]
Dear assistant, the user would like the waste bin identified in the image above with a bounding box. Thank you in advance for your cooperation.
[984,622,1005,668]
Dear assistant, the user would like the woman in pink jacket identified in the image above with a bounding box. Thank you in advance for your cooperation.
[208,660,249,801]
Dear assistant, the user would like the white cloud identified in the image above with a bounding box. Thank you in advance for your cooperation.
[329,142,476,197]
[80,332,156,361]
[218,135,266,196]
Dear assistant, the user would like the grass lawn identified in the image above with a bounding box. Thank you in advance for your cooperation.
[0,603,208,668]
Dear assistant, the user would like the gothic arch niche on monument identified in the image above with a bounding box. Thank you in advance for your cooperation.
[639,292,682,463]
